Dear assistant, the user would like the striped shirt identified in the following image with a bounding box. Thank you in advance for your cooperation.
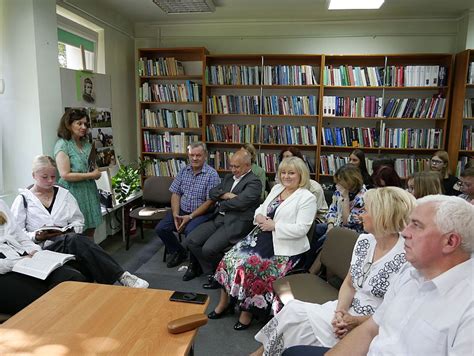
[170,163,220,213]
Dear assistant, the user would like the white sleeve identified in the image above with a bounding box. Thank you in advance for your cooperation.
[10,195,36,241]
[274,192,317,240]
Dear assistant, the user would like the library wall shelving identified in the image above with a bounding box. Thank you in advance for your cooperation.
[137,49,454,181]
[137,47,208,177]
[447,49,474,175]
[320,53,453,180]
[204,54,321,177]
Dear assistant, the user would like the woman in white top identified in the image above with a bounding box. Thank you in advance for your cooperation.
[11,155,148,289]
[251,187,416,356]
[209,157,317,330]
[0,199,87,314]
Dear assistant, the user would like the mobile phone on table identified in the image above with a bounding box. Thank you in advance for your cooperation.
[169,291,208,304]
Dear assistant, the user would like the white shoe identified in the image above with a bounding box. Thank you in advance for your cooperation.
[119,271,149,289]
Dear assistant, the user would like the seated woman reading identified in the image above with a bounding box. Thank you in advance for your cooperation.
[208,157,317,330]
[10,155,148,289]
[252,186,415,356]
[0,200,87,315]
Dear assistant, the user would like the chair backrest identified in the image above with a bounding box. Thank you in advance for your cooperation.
[320,227,359,281]
[306,219,317,244]
[143,176,174,206]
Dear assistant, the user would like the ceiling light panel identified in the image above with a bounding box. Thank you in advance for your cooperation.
[328,0,384,10]
[152,0,215,14]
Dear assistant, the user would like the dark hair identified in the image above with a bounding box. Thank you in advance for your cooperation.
[334,164,364,193]
[350,149,372,186]
[57,109,90,140]
[372,165,403,188]
[278,147,304,162]
[372,157,395,173]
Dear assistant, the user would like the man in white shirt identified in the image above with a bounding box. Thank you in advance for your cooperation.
[282,195,474,356]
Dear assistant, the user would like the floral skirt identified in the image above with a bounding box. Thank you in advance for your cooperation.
[214,229,301,317]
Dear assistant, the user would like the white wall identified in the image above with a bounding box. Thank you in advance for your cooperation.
[0,0,61,204]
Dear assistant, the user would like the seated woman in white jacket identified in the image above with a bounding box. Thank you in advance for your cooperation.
[0,199,86,315]
[208,157,317,330]
[10,155,148,289]
[251,187,416,356]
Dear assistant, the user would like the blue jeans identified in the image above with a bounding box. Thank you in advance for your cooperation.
[282,346,330,356]
[155,209,211,253]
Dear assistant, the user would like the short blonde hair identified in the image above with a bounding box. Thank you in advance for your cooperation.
[364,187,416,237]
[0,212,7,225]
[277,157,310,189]
[32,155,56,172]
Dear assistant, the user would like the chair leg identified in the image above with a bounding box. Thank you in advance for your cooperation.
[139,220,144,240]
[163,245,168,262]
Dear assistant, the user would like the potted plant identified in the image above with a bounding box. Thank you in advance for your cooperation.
[111,158,146,203]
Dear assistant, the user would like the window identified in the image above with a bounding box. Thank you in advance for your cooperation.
[58,28,96,71]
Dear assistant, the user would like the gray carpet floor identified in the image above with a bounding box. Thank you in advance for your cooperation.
[101,230,262,356]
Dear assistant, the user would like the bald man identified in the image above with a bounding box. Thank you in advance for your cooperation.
[183,150,262,283]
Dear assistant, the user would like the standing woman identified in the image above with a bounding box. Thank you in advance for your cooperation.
[209,157,317,330]
[429,150,461,196]
[54,109,102,237]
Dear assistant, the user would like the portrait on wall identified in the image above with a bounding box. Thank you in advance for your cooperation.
[96,147,117,168]
[89,107,112,128]
[76,72,95,104]
[91,127,114,149]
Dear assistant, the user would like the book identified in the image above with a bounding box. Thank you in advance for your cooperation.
[138,207,168,217]
[88,142,97,172]
[35,224,76,234]
[12,250,75,280]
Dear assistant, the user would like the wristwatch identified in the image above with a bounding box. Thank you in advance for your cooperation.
[189,214,193,220]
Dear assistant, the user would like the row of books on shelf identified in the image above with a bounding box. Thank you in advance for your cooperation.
[321,126,443,149]
[463,98,474,117]
[468,62,474,85]
[139,81,202,103]
[205,65,319,86]
[461,126,474,150]
[456,156,473,176]
[323,65,447,87]
[138,57,185,77]
[208,150,315,173]
[141,108,200,128]
[142,132,199,153]
[143,157,186,177]
[319,154,430,177]
[323,95,446,119]
[206,95,318,115]
[205,124,317,145]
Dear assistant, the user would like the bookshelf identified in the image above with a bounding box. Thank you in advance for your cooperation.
[447,49,474,175]
[204,54,322,177]
[320,54,453,180]
[137,47,208,177]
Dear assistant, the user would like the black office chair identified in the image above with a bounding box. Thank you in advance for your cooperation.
[128,176,174,251]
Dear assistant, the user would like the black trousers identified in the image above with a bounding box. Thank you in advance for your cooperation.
[282,346,330,356]
[46,233,124,284]
[0,265,86,315]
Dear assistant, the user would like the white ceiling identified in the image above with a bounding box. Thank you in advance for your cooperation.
[89,0,474,24]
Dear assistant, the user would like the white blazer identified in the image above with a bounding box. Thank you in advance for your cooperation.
[254,184,317,256]
[11,186,85,248]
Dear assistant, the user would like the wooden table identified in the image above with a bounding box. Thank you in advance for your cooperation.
[0,282,209,355]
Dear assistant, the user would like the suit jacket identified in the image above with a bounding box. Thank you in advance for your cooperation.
[209,171,262,243]
[254,184,316,256]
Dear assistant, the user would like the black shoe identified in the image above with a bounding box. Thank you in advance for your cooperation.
[203,277,220,289]
[207,304,235,320]
[182,263,203,281]
[166,250,187,268]
[233,320,251,331]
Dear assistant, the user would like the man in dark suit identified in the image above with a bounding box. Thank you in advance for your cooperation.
[183,149,262,282]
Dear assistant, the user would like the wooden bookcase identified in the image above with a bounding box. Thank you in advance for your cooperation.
[137,50,455,180]
[320,53,453,180]
[447,49,474,175]
[137,47,208,177]
[204,54,322,177]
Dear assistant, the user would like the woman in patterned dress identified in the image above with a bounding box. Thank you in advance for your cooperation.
[208,157,317,330]
[251,187,416,356]
[54,109,102,238]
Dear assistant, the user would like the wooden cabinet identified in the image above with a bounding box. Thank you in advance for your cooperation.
[447,49,474,174]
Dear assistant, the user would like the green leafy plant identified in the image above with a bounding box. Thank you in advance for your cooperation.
[111,158,147,203]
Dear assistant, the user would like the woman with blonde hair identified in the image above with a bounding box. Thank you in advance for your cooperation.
[429,150,461,195]
[406,171,443,199]
[252,187,415,356]
[208,157,317,330]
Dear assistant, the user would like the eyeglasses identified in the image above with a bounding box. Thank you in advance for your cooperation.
[430,159,444,165]
[356,261,372,288]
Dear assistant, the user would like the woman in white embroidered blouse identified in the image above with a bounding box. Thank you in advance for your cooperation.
[251,187,416,356]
